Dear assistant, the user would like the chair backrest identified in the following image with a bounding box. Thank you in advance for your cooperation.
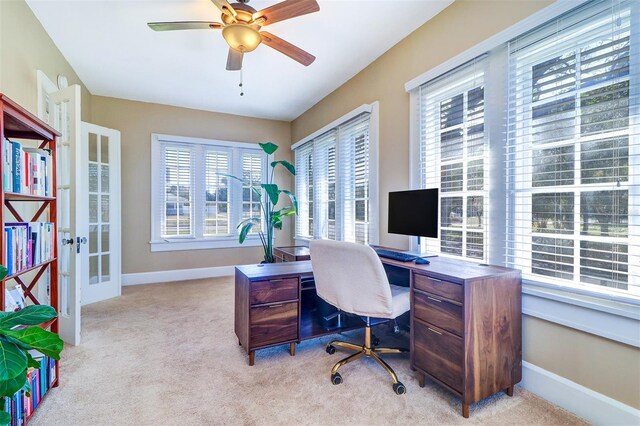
[309,239,393,318]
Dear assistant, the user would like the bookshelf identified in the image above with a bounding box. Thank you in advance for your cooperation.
[0,94,60,424]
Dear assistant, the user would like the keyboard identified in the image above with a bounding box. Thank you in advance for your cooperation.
[374,248,417,262]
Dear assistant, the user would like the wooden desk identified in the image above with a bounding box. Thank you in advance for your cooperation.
[234,256,522,418]
[273,245,311,262]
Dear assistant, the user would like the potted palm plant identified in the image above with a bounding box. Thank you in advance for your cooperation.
[0,265,64,425]
[225,142,297,263]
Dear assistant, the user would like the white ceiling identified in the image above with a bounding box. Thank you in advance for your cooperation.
[27,0,452,121]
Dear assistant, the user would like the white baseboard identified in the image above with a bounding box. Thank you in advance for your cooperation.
[122,266,235,286]
[521,361,640,425]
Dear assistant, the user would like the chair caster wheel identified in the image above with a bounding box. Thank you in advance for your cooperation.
[331,373,343,385]
[393,382,406,395]
[326,345,336,354]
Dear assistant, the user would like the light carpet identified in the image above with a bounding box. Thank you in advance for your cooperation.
[31,277,586,425]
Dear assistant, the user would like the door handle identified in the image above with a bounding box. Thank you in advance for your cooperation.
[62,238,74,246]
[76,236,87,254]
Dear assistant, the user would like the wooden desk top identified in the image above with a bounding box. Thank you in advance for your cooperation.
[235,255,518,283]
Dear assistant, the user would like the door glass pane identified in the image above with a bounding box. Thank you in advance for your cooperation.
[89,163,98,192]
[101,165,109,192]
[89,133,98,162]
[101,254,110,282]
[89,194,98,222]
[101,136,109,163]
[89,225,98,254]
[89,255,99,285]
[101,195,110,222]
[101,225,110,252]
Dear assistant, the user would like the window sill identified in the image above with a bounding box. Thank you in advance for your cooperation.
[149,237,263,252]
[522,281,640,348]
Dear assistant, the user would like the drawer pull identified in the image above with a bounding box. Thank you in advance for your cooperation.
[268,303,285,308]
[269,279,286,283]
[429,278,443,283]
[428,327,442,335]
[427,296,442,303]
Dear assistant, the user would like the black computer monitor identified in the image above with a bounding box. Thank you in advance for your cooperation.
[388,189,438,238]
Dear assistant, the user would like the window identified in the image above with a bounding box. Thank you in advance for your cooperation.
[410,0,639,299]
[150,134,268,251]
[507,0,639,296]
[293,105,378,244]
[418,58,488,260]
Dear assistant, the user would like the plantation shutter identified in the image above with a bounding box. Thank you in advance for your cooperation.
[295,142,313,239]
[506,0,640,294]
[241,151,265,233]
[339,113,371,244]
[313,130,338,239]
[419,56,487,259]
[203,149,230,236]
[160,144,195,237]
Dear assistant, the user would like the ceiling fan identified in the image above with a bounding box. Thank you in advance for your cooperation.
[148,0,320,71]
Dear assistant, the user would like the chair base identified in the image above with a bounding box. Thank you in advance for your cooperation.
[326,324,409,394]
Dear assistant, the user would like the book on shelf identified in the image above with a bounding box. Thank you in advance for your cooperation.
[3,354,56,426]
[1,138,51,196]
[3,222,53,275]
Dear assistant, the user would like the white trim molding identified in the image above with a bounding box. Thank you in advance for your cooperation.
[523,284,640,348]
[521,361,640,425]
[404,0,590,92]
[291,103,373,150]
[122,265,236,286]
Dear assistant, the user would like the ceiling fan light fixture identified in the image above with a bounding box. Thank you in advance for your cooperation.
[222,24,261,53]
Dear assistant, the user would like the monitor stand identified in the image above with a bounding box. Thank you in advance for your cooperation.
[416,236,438,258]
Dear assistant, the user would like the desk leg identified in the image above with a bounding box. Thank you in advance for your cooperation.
[249,351,255,366]
[417,372,425,388]
[505,386,514,397]
[289,342,296,356]
[462,404,470,418]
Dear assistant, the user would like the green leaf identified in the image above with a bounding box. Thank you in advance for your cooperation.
[280,189,298,214]
[21,377,31,397]
[2,328,63,360]
[216,172,244,184]
[261,184,279,206]
[0,340,27,380]
[25,352,40,370]
[270,160,295,176]
[0,409,10,425]
[0,370,26,399]
[259,142,278,155]
[237,217,260,229]
[238,222,254,244]
[0,305,57,328]
[0,266,7,281]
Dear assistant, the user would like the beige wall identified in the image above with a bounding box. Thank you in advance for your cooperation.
[290,0,640,410]
[0,0,92,120]
[90,96,293,274]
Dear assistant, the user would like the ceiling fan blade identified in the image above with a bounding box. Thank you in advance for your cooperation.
[211,0,238,19]
[260,32,315,66]
[148,21,223,31]
[253,0,319,26]
[226,48,244,71]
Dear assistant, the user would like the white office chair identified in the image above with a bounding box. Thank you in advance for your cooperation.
[309,239,410,395]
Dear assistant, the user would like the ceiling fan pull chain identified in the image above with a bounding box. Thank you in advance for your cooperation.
[239,68,244,96]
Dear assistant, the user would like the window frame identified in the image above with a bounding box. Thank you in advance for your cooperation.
[292,102,380,246]
[150,133,269,252]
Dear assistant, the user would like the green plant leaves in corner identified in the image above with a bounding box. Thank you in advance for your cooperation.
[238,221,255,244]
[0,368,27,398]
[0,305,57,328]
[280,190,298,214]
[0,265,7,281]
[2,328,63,360]
[261,184,280,206]
[270,160,295,176]
[0,339,27,381]
[0,409,10,425]
[259,142,278,155]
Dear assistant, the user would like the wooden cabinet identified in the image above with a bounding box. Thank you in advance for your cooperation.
[235,266,300,366]
[410,262,522,418]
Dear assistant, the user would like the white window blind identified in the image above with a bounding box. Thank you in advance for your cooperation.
[161,144,194,237]
[507,0,640,295]
[294,112,374,244]
[152,135,267,250]
[419,57,488,260]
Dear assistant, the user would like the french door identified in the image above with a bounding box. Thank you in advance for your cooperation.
[79,123,121,305]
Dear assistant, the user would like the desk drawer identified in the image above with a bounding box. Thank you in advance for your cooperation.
[250,278,298,305]
[414,273,463,303]
[250,302,298,348]
[414,290,463,337]
[413,318,463,393]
